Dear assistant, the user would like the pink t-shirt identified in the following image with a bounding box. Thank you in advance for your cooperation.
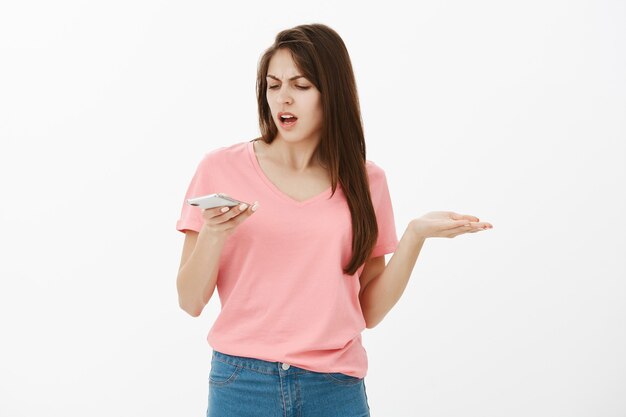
[175,139,399,378]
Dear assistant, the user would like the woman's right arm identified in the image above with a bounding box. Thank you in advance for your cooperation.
[176,226,226,317]
[176,200,258,317]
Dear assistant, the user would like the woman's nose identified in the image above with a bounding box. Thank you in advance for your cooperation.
[276,88,292,104]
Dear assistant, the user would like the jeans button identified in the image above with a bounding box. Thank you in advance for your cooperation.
[281,363,290,370]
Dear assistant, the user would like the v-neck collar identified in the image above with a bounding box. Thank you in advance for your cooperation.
[247,139,336,207]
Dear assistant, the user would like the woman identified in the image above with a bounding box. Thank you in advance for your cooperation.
[176,23,493,417]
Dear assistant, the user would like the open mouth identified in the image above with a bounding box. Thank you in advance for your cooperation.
[279,115,298,127]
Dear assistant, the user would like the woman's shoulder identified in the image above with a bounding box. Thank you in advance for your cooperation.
[198,140,250,164]
[206,140,249,156]
[365,159,387,181]
[187,141,250,176]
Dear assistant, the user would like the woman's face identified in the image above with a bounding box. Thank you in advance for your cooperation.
[266,49,323,143]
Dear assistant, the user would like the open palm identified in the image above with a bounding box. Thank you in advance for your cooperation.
[409,211,493,239]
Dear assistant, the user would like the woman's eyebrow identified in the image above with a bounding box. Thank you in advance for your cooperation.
[266,74,305,81]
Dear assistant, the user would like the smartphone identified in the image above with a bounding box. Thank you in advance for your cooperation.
[186,193,250,210]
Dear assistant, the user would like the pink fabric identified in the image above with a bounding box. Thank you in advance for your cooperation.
[175,140,399,378]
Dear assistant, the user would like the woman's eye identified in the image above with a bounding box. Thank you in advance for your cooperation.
[267,85,310,90]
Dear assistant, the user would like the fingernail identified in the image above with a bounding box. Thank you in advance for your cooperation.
[239,203,248,210]
[251,203,259,212]
[221,207,230,213]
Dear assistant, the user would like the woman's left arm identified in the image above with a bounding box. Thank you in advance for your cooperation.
[360,212,493,329]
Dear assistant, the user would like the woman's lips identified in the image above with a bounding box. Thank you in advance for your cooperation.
[279,116,298,129]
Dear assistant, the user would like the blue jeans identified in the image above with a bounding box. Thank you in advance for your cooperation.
[207,349,371,417]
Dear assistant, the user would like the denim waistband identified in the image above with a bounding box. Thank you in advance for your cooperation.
[212,349,314,376]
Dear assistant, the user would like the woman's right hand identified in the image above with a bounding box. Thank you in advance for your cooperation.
[200,198,259,240]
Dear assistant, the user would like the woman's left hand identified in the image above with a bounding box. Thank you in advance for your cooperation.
[409,211,493,239]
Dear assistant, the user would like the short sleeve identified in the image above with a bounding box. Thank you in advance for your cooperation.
[369,166,400,258]
[175,154,213,234]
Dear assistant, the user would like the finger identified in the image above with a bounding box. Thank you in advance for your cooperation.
[205,204,242,222]
[450,213,479,222]
[449,228,478,238]
[204,207,234,225]
[239,200,259,216]
[222,203,247,220]
[240,201,259,215]
[225,202,253,220]
[203,206,232,218]
[469,222,492,230]
[208,201,258,227]
[444,219,473,230]
[237,202,250,212]
[230,202,257,225]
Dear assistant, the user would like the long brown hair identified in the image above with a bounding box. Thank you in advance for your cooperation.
[255,23,379,276]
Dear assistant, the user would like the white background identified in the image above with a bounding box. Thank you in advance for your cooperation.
[1,1,624,416]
